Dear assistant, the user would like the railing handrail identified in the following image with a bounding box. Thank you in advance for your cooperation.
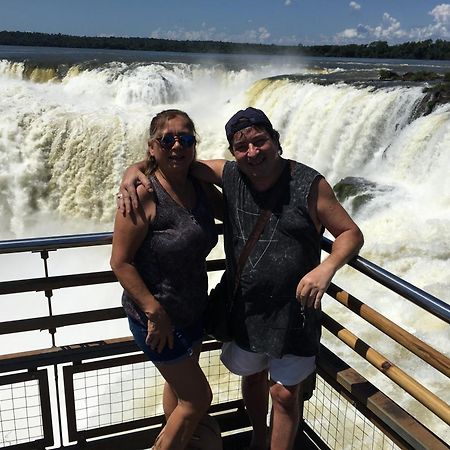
[0,231,114,253]
[321,236,450,324]
[1,231,448,323]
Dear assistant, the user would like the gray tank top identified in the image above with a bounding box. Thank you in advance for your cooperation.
[122,174,218,328]
[222,160,323,358]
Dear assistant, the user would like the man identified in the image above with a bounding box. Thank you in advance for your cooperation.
[118,107,364,450]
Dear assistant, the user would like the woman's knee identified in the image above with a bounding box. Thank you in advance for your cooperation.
[181,380,212,415]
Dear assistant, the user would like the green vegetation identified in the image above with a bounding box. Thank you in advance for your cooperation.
[1,31,450,60]
[302,39,450,60]
[379,69,444,81]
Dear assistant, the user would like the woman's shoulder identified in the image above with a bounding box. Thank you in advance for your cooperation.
[136,182,157,222]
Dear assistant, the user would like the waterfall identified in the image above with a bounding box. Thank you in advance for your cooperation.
[1,52,449,442]
[1,55,449,298]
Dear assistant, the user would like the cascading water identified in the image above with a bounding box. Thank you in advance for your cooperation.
[0,53,448,442]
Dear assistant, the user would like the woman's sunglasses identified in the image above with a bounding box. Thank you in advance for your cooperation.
[158,133,196,150]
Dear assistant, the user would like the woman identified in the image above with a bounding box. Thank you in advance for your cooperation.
[110,109,221,449]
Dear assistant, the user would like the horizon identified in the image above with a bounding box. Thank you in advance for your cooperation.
[2,29,449,49]
[1,1,449,46]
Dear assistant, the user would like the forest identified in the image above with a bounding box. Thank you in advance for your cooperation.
[1,30,449,60]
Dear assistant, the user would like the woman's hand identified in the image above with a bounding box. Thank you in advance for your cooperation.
[117,161,150,215]
[145,306,174,353]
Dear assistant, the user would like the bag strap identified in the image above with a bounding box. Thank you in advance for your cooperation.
[232,160,293,297]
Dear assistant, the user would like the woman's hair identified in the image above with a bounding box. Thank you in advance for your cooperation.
[145,109,197,176]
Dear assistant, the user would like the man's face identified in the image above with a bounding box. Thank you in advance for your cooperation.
[231,126,281,182]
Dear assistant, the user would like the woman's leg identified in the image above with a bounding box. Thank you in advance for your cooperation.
[155,344,210,450]
[161,342,203,419]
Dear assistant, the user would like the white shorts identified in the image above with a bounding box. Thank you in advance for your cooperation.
[220,341,316,387]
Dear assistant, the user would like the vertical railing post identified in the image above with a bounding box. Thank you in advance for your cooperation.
[38,249,64,447]
[295,371,316,446]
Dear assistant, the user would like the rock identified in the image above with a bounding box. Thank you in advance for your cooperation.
[379,69,400,80]
[412,82,450,119]
[333,177,392,213]
[187,414,223,450]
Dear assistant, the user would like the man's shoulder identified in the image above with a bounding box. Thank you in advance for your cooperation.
[290,159,318,174]
[289,160,322,184]
[223,159,237,171]
[222,160,239,182]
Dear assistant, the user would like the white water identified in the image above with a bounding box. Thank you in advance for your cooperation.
[0,55,449,442]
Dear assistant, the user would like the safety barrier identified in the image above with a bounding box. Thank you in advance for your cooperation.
[0,230,449,449]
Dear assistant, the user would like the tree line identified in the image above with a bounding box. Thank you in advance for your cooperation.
[1,31,449,60]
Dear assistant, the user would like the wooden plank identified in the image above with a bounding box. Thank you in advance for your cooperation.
[0,307,126,334]
[327,283,450,377]
[0,258,225,295]
[0,271,116,294]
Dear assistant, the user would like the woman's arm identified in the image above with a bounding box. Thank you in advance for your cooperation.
[110,185,173,352]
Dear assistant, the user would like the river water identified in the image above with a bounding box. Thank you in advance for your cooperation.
[0,45,449,443]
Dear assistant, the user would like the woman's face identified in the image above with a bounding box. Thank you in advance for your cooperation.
[149,115,196,174]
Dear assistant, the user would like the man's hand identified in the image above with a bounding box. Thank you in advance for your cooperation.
[296,262,335,309]
[117,161,149,215]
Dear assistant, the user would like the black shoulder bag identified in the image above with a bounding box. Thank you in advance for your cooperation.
[205,162,290,342]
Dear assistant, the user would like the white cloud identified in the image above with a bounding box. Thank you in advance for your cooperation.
[338,28,359,39]
[372,12,407,40]
[150,26,220,42]
[349,2,361,11]
[284,0,292,5]
[429,4,450,24]
[334,6,450,43]
[150,24,271,44]
[243,27,271,42]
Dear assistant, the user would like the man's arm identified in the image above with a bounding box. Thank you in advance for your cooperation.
[191,159,226,186]
[118,160,149,215]
[297,177,364,308]
[117,159,226,215]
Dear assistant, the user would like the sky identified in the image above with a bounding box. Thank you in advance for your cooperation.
[1,0,450,46]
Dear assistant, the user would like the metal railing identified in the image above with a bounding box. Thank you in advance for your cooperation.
[0,230,449,450]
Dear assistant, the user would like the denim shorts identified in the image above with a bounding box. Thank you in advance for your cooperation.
[128,316,204,365]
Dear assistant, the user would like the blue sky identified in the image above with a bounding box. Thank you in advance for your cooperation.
[1,0,449,45]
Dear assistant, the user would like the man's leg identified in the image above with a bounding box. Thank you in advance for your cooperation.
[269,381,301,450]
[220,342,270,449]
[242,370,269,449]
[267,354,315,450]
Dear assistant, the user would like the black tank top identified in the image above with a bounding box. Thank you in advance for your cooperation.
[222,160,322,358]
[122,175,218,328]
